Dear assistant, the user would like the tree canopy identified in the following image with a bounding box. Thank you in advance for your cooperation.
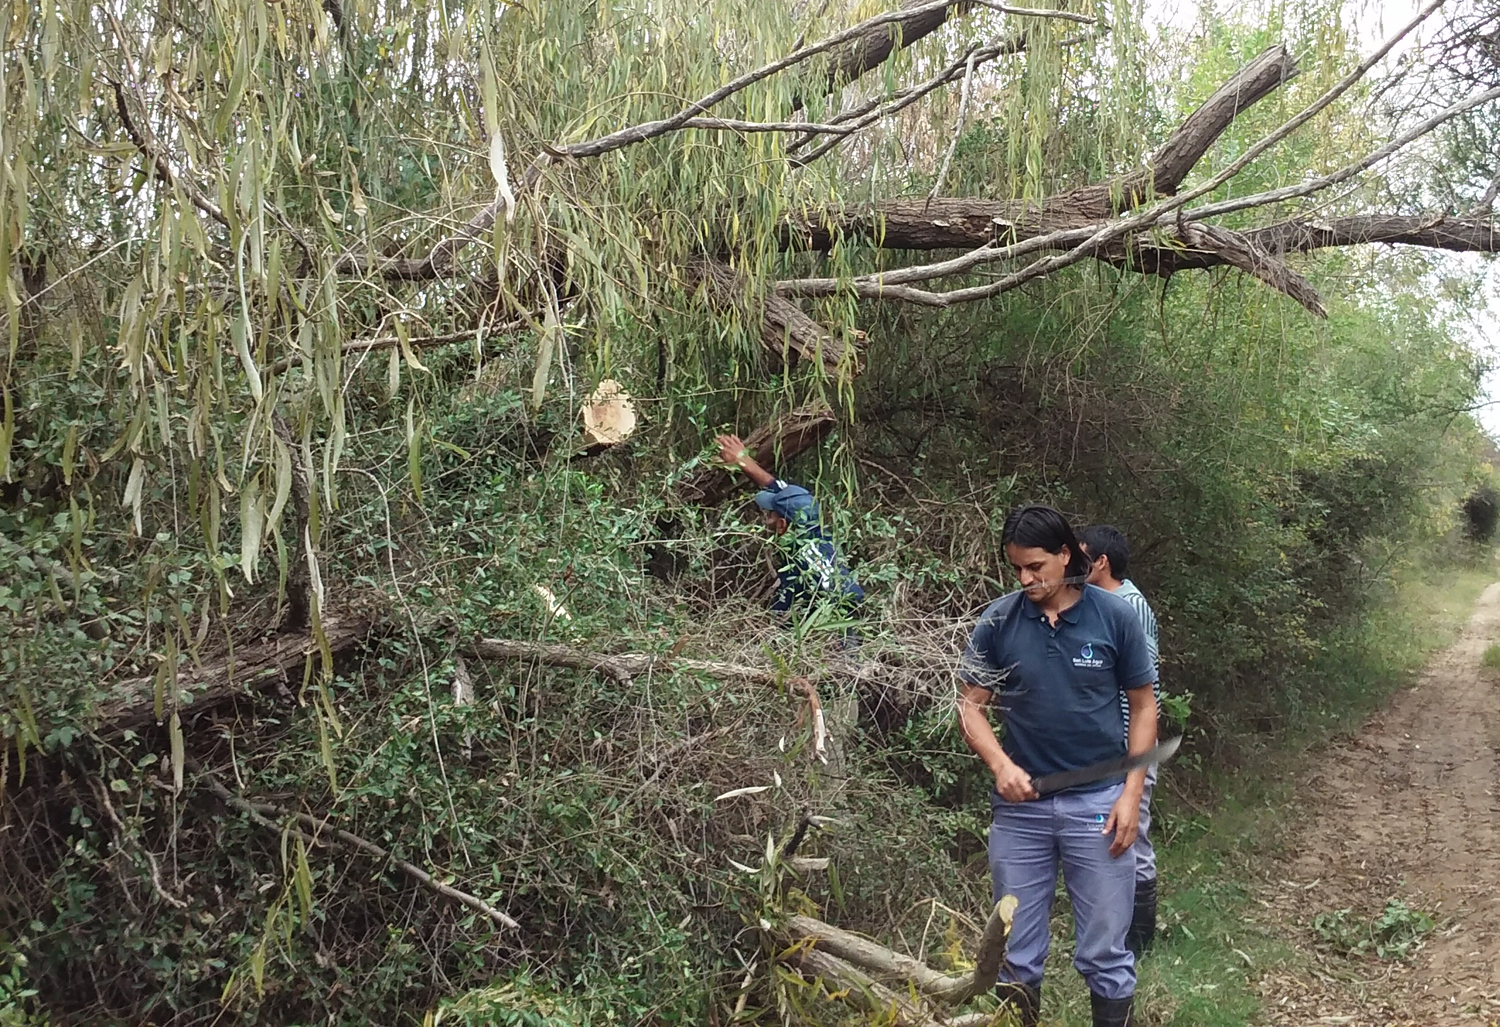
[3,0,1500,1023]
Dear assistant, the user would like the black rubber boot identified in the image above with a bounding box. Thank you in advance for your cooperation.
[994,981,1041,1027]
[1126,876,1158,958]
[1090,991,1135,1027]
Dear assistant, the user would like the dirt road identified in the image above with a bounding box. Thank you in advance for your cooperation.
[1257,582,1500,1025]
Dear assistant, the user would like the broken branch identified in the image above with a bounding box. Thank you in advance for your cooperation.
[196,767,521,931]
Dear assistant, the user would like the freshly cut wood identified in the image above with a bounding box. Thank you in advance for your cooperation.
[677,400,837,506]
[98,616,372,733]
[781,897,1014,1006]
[581,379,638,446]
[787,947,935,1025]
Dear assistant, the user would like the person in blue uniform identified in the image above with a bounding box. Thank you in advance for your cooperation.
[714,434,864,617]
[957,505,1158,1027]
[1078,523,1163,959]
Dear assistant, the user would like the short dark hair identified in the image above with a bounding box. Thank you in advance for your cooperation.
[1000,504,1090,580]
[1078,524,1130,579]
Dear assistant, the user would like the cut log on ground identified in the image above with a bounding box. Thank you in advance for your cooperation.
[97,616,374,733]
[773,897,1017,1024]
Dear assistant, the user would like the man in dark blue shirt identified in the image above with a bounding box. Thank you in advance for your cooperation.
[958,505,1157,1027]
[714,434,864,616]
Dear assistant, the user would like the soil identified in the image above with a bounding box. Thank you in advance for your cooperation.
[1254,582,1500,1026]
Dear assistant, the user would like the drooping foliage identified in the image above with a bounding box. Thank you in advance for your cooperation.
[2,0,1499,1024]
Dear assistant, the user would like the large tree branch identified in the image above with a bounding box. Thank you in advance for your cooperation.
[1128,214,1500,274]
[776,12,1499,312]
[685,258,860,377]
[783,43,1300,251]
[676,400,837,506]
[795,0,973,111]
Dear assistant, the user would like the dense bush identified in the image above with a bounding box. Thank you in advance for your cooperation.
[1462,486,1500,542]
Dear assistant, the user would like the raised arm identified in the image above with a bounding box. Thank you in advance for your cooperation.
[716,433,776,489]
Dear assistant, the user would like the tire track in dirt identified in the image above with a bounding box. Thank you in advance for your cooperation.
[1255,581,1500,1026]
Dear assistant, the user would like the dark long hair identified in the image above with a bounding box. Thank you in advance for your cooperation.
[1000,504,1091,581]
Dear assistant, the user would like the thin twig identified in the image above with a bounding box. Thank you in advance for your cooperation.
[90,778,189,909]
[971,2,1095,23]
[195,765,521,930]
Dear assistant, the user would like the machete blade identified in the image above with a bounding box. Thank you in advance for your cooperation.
[1030,734,1184,797]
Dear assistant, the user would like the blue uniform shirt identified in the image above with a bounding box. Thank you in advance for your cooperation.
[753,478,864,613]
[961,585,1156,790]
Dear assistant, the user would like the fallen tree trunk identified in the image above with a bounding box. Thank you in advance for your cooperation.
[677,400,838,506]
[782,44,1301,253]
[97,616,373,733]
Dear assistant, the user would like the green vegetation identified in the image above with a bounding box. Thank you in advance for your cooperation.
[1482,642,1500,670]
[1312,901,1436,961]
[2,0,1499,1024]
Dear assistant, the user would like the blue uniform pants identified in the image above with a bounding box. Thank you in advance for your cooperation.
[988,783,1137,1000]
[1132,764,1157,884]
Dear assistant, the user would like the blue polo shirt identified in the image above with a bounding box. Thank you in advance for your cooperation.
[755,479,864,614]
[961,585,1156,790]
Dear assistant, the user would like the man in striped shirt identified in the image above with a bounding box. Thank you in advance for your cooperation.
[1079,525,1161,959]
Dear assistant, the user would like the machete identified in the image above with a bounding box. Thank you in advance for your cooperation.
[1030,735,1183,797]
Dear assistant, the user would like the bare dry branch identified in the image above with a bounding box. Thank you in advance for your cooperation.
[196,768,521,931]
[928,49,979,204]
